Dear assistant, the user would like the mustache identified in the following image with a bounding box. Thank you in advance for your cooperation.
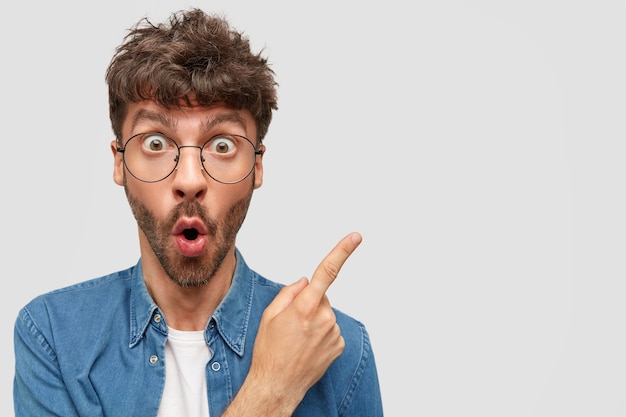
[165,201,217,236]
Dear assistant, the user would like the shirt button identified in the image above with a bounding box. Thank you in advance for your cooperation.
[154,314,162,323]
[149,355,159,365]
[211,362,221,371]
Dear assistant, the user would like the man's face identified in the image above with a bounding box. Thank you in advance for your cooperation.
[111,101,264,287]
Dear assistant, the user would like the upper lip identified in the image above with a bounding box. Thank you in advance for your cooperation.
[172,217,207,235]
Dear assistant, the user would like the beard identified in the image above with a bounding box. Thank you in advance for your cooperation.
[124,183,253,288]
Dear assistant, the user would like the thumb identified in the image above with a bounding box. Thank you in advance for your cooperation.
[262,277,309,318]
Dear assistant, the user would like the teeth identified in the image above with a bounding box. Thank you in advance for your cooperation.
[183,229,199,240]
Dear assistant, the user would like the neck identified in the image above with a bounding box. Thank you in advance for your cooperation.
[139,235,237,331]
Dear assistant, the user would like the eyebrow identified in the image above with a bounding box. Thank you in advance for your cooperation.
[201,112,249,136]
[130,109,177,133]
[130,109,249,137]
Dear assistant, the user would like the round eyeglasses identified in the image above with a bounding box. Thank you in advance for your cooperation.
[117,132,263,184]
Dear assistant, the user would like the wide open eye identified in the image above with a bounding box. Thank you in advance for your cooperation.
[142,134,169,152]
[206,136,237,155]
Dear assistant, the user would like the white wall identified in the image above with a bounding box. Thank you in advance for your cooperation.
[2,1,626,415]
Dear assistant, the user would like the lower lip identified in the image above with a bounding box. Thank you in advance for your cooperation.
[174,234,208,257]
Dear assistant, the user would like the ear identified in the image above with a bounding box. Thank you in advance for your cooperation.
[111,140,125,186]
[253,144,265,189]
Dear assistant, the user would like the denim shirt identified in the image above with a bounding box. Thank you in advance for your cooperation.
[14,249,384,417]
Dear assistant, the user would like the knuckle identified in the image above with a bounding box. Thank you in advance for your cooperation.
[321,261,340,281]
[338,335,345,350]
[319,308,336,324]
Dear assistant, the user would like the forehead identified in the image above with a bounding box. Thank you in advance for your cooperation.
[122,100,257,139]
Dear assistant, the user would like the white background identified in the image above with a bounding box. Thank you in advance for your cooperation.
[2,1,626,416]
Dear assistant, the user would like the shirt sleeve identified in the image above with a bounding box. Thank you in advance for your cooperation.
[337,323,384,417]
[13,307,81,417]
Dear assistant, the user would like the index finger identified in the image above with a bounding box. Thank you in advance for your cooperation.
[308,232,363,296]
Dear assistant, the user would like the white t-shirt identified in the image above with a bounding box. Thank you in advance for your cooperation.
[157,327,212,417]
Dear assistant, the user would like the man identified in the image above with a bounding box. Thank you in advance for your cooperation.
[13,8,383,417]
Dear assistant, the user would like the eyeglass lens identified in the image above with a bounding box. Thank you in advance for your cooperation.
[121,133,257,183]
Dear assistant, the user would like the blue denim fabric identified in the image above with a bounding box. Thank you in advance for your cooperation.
[14,249,384,416]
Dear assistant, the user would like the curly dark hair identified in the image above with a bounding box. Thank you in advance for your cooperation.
[106,8,278,143]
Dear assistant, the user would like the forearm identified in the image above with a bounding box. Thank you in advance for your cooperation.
[221,374,304,417]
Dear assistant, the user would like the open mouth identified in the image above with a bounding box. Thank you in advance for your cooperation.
[172,218,208,257]
[183,228,199,240]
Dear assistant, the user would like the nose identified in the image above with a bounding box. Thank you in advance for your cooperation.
[171,146,208,201]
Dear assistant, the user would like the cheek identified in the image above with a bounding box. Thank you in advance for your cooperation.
[125,181,171,216]
[199,181,255,223]
[212,181,255,211]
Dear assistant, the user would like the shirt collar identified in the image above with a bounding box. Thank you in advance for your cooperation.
[211,248,254,357]
[128,248,255,357]
[129,261,159,348]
